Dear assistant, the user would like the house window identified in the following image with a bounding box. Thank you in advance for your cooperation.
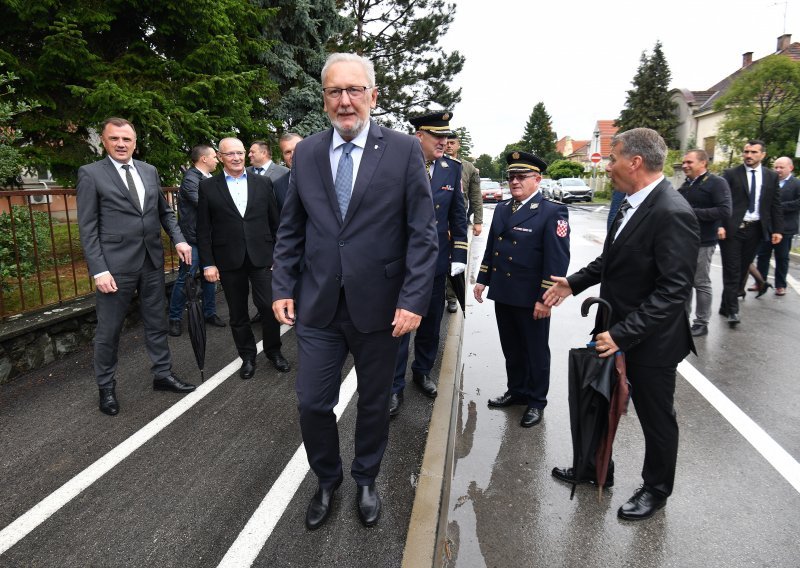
[703,136,716,161]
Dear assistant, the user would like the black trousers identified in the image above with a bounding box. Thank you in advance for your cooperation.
[295,290,400,487]
[627,361,679,498]
[719,221,763,315]
[219,255,281,362]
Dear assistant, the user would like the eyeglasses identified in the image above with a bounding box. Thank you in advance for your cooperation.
[219,151,245,158]
[506,173,538,182]
[322,86,372,100]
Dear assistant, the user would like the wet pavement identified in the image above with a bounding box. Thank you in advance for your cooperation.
[444,203,800,567]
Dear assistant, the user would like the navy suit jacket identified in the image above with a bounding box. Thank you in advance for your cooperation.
[778,176,800,235]
[272,121,438,333]
[722,164,783,239]
[568,179,699,366]
[430,155,468,275]
[477,193,570,308]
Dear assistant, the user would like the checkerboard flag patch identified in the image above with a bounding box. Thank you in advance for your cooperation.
[556,219,569,238]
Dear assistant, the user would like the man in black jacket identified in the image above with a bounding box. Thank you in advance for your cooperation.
[678,149,732,337]
[168,144,225,336]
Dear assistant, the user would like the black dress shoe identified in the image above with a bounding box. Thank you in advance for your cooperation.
[266,351,291,373]
[240,359,256,380]
[412,371,437,398]
[690,324,708,337]
[617,487,667,521]
[356,483,382,527]
[168,319,182,337]
[153,373,196,393]
[551,466,614,488]
[250,312,262,323]
[205,314,227,327]
[305,476,343,530]
[756,282,773,298]
[389,391,403,417]
[728,312,740,327]
[520,406,543,427]
[487,392,526,408]
[99,387,119,416]
[446,299,458,313]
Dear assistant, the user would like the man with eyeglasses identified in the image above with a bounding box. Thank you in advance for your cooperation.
[474,151,569,428]
[272,53,437,529]
[390,111,467,417]
[197,137,289,379]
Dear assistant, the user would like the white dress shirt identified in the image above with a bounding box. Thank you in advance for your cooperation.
[108,156,145,210]
[224,170,248,217]
[614,176,663,240]
[743,166,762,222]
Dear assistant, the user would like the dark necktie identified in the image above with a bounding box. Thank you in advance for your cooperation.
[511,200,521,213]
[748,169,756,213]
[121,164,141,210]
[334,142,355,219]
[254,167,264,175]
[611,199,631,239]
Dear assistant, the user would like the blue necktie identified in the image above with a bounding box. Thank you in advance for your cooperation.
[334,142,355,220]
[748,169,756,213]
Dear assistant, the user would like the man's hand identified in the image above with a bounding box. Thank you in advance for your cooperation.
[176,242,192,265]
[717,227,726,240]
[594,331,619,358]
[771,233,783,245]
[473,283,486,303]
[450,262,466,276]
[203,266,220,283]
[542,276,572,307]
[94,273,118,294]
[272,299,296,325]
[472,223,482,236]
[533,301,551,320]
[392,308,422,337]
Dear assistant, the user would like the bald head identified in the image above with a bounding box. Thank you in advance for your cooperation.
[774,157,794,181]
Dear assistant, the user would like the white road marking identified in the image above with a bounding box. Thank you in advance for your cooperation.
[217,369,359,568]
[0,325,291,557]
[678,360,800,493]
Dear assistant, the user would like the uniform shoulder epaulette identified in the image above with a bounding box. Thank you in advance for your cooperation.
[448,156,462,164]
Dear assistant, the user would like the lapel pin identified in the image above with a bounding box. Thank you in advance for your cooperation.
[531,203,539,209]
[374,144,379,150]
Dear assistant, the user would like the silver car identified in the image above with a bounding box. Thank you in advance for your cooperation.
[554,178,593,203]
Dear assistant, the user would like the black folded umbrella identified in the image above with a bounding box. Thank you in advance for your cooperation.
[183,264,207,382]
[447,272,466,318]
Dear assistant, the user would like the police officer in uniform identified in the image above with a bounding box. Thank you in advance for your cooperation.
[474,151,570,427]
[390,112,468,416]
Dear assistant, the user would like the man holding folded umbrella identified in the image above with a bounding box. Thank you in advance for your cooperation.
[544,128,699,521]
[474,151,570,428]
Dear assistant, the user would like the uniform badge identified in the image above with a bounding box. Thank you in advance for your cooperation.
[441,184,454,191]
[440,160,449,168]
[512,151,520,160]
[556,219,569,238]
[530,203,539,210]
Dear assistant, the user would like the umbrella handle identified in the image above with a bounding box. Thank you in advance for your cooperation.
[580,296,612,332]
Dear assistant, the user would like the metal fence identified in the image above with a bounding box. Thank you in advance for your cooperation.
[0,187,180,321]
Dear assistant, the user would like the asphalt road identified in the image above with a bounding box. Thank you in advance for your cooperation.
[444,202,800,567]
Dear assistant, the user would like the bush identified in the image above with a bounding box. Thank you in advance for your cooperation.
[548,159,585,180]
[0,205,53,287]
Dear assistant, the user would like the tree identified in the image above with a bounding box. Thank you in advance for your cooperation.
[0,68,38,185]
[616,41,679,148]
[714,55,800,160]
[474,154,497,180]
[336,0,465,127]
[1,1,282,185]
[547,160,585,180]
[522,102,558,162]
[453,126,474,160]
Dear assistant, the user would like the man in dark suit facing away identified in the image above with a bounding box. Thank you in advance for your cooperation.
[272,53,437,530]
[544,128,699,521]
[197,137,290,378]
[248,139,291,211]
[77,117,196,416]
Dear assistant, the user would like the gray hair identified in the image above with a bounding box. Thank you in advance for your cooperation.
[611,128,667,172]
[321,53,376,87]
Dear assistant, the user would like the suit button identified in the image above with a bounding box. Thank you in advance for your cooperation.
[338,241,345,247]
[508,256,512,260]
[493,267,497,271]
[494,252,499,256]
[512,241,517,245]
[506,272,511,277]
[436,204,440,209]
[498,236,503,241]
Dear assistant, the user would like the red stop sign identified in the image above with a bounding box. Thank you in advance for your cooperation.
[590,152,602,164]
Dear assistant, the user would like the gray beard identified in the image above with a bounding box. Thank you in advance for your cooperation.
[332,116,368,140]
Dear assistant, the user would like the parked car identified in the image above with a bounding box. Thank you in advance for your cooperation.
[554,178,593,202]
[480,180,504,202]
[539,179,556,199]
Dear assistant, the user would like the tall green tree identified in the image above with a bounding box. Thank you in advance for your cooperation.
[336,0,464,127]
[715,55,800,160]
[522,102,558,162]
[474,154,497,180]
[452,126,474,160]
[0,0,281,185]
[616,41,679,148]
[0,68,38,185]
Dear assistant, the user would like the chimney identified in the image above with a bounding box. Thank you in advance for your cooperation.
[742,52,753,68]
[777,33,791,52]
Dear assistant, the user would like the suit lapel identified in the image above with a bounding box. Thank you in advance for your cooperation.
[214,173,239,215]
[103,158,142,214]
[134,159,156,213]
[313,129,340,221]
[610,182,667,251]
[345,122,386,227]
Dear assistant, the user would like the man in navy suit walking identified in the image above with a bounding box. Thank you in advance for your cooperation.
[272,53,437,530]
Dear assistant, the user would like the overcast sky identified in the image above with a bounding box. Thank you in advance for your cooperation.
[438,0,797,158]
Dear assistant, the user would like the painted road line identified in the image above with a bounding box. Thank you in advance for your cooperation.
[217,369,359,568]
[679,360,800,493]
[0,324,291,556]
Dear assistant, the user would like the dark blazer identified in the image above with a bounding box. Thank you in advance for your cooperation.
[248,162,291,211]
[77,157,184,275]
[196,172,280,271]
[177,166,206,244]
[477,193,570,308]
[677,171,732,246]
[272,121,438,333]
[568,179,699,366]
[778,176,800,235]
[430,154,468,276]
[721,164,783,239]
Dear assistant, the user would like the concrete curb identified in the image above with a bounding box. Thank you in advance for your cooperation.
[401,310,464,568]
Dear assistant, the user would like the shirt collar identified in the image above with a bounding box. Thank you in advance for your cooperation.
[627,175,663,208]
[108,156,133,168]
[332,123,370,151]
[224,169,247,181]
